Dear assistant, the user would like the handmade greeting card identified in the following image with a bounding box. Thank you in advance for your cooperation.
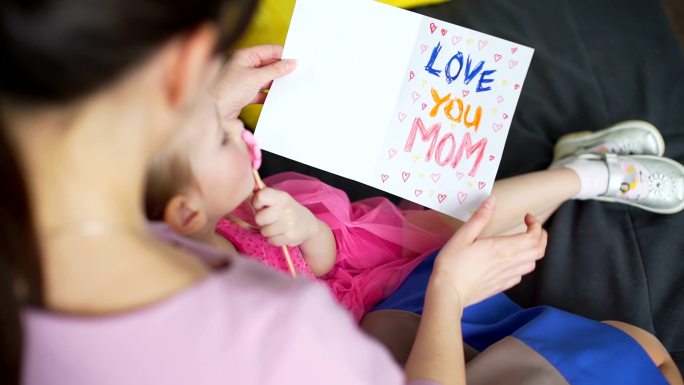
[256,0,533,220]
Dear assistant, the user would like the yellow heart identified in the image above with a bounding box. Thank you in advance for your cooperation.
[429,190,436,197]
[466,38,474,45]
[421,79,428,87]
[412,155,420,163]
[419,172,425,179]
[501,79,509,86]
[491,108,498,116]
[451,123,457,129]
[467,182,473,189]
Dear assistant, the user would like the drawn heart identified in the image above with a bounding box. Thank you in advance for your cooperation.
[514,84,520,90]
[381,174,389,183]
[494,53,502,62]
[489,155,495,161]
[491,108,498,115]
[467,182,473,189]
[478,40,488,50]
[429,190,436,197]
[492,123,503,132]
[429,22,437,34]
[411,91,421,102]
[478,181,486,190]
[412,155,420,163]
[409,71,415,80]
[398,112,407,122]
[511,47,518,54]
[503,113,509,120]
[421,102,427,110]
[456,171,464,180]
[508,60,518,69]
[420,44,428,53]
[431,173,441,183]
[421,79,428,86]
[457,192,468,204]
[466,38,474,45]
[501,79,509,86]
[452,36,462,45]
[462,90,470,97]
[402,172,411,182]
[388,148,397,159]
[497,95,504,103]
[440,28,448,36]
[437,194,447,203]
[414,189,423,197]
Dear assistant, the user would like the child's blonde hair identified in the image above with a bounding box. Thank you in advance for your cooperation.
[144,148,193,221]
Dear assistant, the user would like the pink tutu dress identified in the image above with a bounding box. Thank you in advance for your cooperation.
[216,172,448,320]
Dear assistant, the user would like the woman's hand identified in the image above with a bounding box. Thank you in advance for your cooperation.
[211,45,296,120]
[252,187,320,247]
[432,197,547,307]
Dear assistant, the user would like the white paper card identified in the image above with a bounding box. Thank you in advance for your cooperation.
[256,0,534,220]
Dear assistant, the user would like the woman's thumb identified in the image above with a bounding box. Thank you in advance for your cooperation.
[454,196,496,243]
[253,59,297,84]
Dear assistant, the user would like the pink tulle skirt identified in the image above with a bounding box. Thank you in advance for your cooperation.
[263,172,449,321]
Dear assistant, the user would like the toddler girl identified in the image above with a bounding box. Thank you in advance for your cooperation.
[145,89,684,320]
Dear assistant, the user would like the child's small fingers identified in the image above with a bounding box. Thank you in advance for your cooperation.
[252,188,279,210]
[260,223,284,238]
[254,206,279,227]
[267,235,289,247]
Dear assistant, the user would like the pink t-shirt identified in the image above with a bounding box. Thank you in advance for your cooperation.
[22,227,438,385]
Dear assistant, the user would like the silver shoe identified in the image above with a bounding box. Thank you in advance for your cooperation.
[553,120,665,161]
[588,153,684,214]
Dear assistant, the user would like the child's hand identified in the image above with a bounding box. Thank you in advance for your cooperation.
[432,198,547,307]
[252,187,320,247]
[211,45,296,120]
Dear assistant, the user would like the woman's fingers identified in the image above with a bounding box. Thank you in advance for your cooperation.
[211,45,295,118]
[496,216,546,255]
[233,45,284,67]
[450,197,496,245]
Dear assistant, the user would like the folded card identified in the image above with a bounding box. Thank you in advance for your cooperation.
[256,0,534,220]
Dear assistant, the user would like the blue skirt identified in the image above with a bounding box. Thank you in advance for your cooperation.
[373,250,668,385]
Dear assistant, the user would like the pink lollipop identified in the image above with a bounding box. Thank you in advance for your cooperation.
[241,129,262,170]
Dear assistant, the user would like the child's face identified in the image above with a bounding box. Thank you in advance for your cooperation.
[188,116,255,224]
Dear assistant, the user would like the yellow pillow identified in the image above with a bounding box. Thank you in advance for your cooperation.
[234,0,449,128]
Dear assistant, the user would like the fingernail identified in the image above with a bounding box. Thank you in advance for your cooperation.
[483,196,495,209]
[282,59,297,71]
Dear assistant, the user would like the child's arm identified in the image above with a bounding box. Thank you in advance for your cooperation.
[252,187,336,277]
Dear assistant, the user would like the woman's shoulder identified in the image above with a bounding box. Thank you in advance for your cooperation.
[23,256,403,385]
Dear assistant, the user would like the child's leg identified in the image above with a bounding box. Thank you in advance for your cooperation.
[405,167,580,239]
[603,320,683,384]
[482,168,579,236]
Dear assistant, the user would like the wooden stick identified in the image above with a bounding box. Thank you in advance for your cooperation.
[252,169,297,278]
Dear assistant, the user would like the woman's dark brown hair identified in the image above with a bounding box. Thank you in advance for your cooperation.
[0,0,255,383]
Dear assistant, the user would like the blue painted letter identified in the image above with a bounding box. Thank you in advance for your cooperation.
[445,52,464,84]
[476,69,496,92]
[424,42,443,76]
[463,58,485,85]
